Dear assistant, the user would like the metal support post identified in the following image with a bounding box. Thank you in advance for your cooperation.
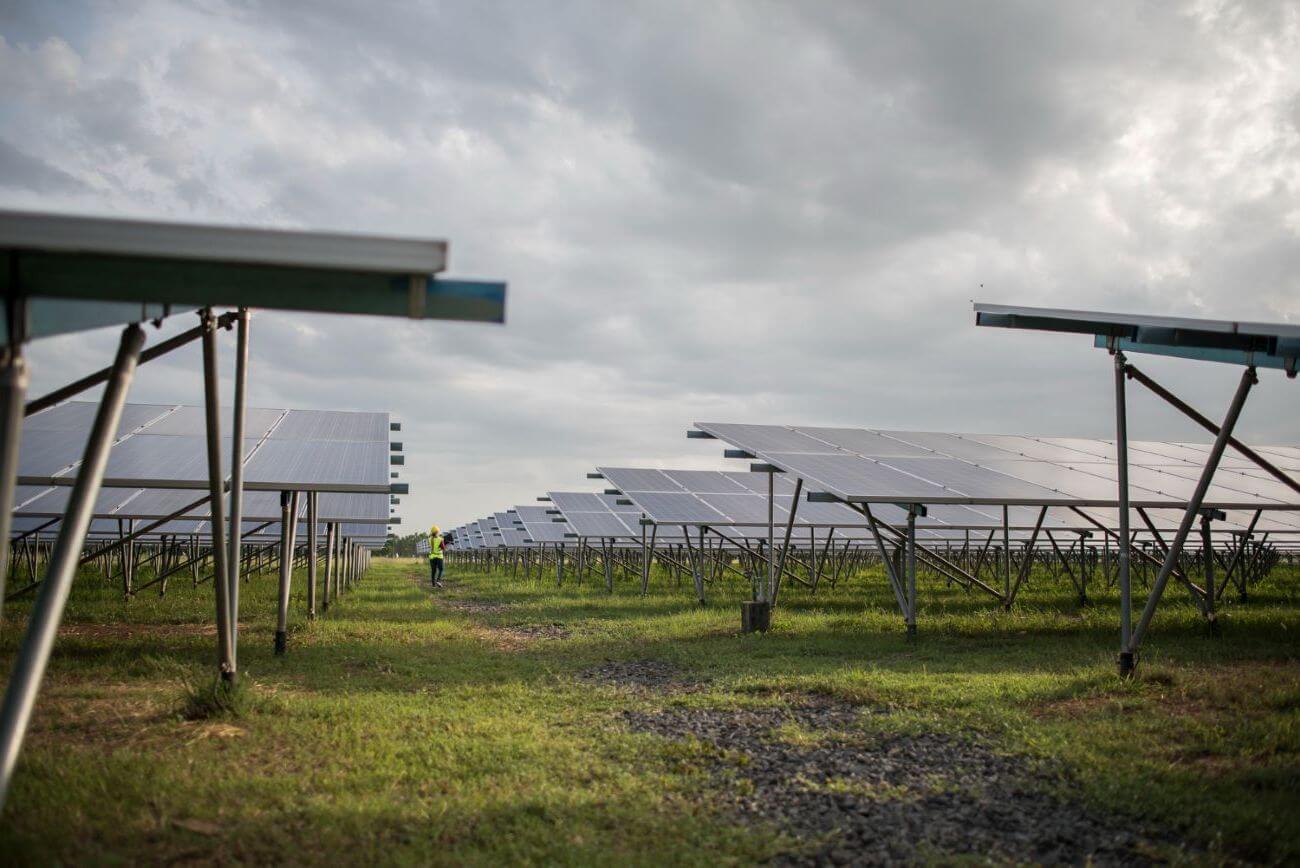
[1001,504,1011,599]
[905,507,918,640]
[275,491,300,654]
[0,321,28,619]
[1114,351,1135,677]
[227,308,249,650]
[0,323,143,810]
[1201,512,1217,634]
[307,491,318,619]
[741,469,776,633]
[322,522,335,610]
[200,310,237,682]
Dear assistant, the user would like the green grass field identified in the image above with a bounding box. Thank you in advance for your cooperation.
[0,554,1297,864]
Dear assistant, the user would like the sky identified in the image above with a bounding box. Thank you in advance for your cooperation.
[2,0,1299,532]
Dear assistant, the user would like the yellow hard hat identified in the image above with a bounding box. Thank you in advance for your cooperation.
[430,525,440,535]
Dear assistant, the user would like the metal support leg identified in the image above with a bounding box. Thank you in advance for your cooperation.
[307,491,318,619]
[639,520,650,595]
[1114,351,1135,677]
[323,523,335,611]
[0,335,28,619]
[1001,504,1011,599]
[200,310,236,682]
[274,491,299,654]
[1201,512,1217,634]
[905,508,918,640]
[0,323,143,809]
[226,308,249,652]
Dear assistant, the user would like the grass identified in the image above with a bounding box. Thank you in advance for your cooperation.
[0,554,1297,864]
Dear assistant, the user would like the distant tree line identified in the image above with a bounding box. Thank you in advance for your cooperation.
[380,532,427,557]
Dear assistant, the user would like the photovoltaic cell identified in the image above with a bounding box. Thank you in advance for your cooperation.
[626,491,726,523]
[763,453,950,501]
[874,431,1016,462]
[244,440,387,490]
[566,512,632,537]
[801,427,936,458]
[550,492,607,512]
[24,401,176,438]
[974,460,1123,502]
[269,409,390,442]
[16,427,97,477]
[876,457,1074,503]
[696,492,789,524]
[696,423,834,453]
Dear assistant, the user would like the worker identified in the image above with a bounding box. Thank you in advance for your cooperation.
[428,525,446,589]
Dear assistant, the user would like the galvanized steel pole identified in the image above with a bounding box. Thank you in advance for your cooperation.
[906,508,918,640]
[200,310,237,681]
[307,491,318,619]
[274,490,300,654]
[1114,351,1134,676]
[227,309,249,651]
[0,335,27,621]
[0,323,143,809]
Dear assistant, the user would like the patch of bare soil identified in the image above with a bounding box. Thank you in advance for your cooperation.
[580,659,703,692]
[436,598,512,615]
[501,623,571,641]
[27,682,176,749]
[626,698,1182,866]
[57,622,217,641]
[473,622,571,651]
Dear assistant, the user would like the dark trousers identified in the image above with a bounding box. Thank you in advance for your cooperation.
[429,558,444,586]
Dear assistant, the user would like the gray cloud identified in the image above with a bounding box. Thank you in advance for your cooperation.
[4,0,1299,530]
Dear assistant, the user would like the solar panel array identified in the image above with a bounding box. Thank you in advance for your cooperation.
[693,423,1300,511]
[10,401,398,544]
[441,425,1298,552]
[18,401,393,493]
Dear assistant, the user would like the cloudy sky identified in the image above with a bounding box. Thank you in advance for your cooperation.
[3,0,1298,531]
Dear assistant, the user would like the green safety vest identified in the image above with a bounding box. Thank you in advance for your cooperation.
[429,536,444,559]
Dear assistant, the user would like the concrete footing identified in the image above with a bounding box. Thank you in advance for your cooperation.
[741,601,770,633]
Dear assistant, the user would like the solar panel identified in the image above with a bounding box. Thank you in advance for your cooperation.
[975,460,1122,502]
[598,467,678,492]
[696,492,788,524]
[974,302,1300,371]
[661,469,749,493]
[622,491,725,524]
[566,512,632,537]
[800,427,937,458]
[878,431,1016,462]
[761,452,950,502]
[244,440,388,491]
[140,406,286,438]
[549,492,607,512]
[25,402,176,438]
[269,409,390,442]
[16,427,99,478]
[514,505,574,543]
[966,435,1112,464]
[101,437,261,484]
[696,423,835,453]
[875,457,1073,503]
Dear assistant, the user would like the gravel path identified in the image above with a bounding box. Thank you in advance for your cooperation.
[624,700,1178,866]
